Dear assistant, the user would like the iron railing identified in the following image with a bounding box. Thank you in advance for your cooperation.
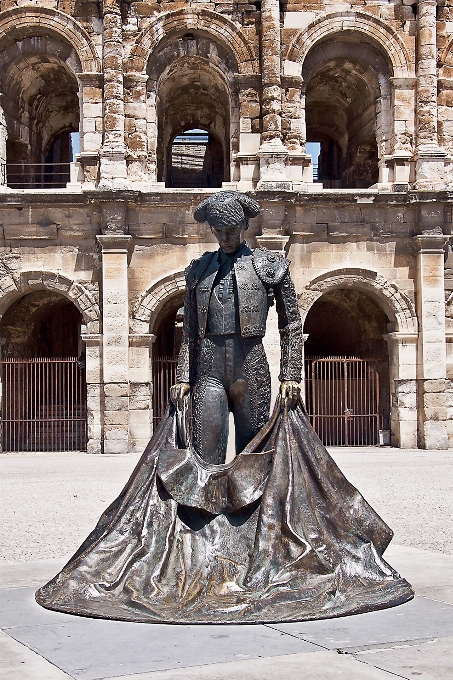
[6,162,71,189]
[1,357,87,451]
[152,356,178,427]
[305,357,381,446]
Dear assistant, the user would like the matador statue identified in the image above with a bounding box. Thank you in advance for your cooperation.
[36,191,414,625]
[171,191,303,464]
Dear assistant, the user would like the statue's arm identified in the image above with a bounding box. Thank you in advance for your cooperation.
[273,271,303,405]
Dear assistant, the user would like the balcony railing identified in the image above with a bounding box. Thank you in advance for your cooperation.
[4,162,71,189]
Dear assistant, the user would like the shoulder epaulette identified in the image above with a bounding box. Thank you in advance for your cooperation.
[252,248,289,285]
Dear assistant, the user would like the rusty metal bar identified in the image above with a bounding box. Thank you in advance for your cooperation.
[152,356,178,428]
[305,356,382,447]
[1,357,87,452]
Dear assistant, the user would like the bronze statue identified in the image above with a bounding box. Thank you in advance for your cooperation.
[36,191,414,624]
[171,191,301,463]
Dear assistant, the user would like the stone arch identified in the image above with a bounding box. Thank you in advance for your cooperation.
[133,272,186,331]
[0,271,100,327]
[0,7,101,74]
[127,9,258,75]
[286,11,412,79]
[298,268,417,334]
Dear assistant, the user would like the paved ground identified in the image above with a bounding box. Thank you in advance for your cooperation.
[1,447,452,679]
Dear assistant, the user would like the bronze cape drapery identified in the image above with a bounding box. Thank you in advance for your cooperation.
[36,397,413,624]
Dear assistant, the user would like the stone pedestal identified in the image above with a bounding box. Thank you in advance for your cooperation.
[415,145,449,190]
[414,234,449,449]
[97,234,132,454]
[257,140,291,190]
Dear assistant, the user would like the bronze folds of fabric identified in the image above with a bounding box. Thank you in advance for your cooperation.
[36,398,414,624]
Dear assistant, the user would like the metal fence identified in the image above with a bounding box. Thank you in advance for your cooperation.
[152,356,178,427]
[1,357,87,451]
[150,355,383,446]
[6,162,71,189]
[304,357,381,446]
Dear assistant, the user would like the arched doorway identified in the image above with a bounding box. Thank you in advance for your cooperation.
[0,291,87,451]
[303,34,392,188]
[1,39,80,189]
[304,289,390,446]
[152,294,185,427]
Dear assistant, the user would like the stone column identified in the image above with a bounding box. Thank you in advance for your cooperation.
[384,332,418,448]
[99,0,128,189]
[415,0,448,187]
[381,77,415,187]
[128,333,154,453]
[124,73,149,189]
[235,75,261,190]
[257,0,290,189]
[413,233,449,448]
[81,331,103,453]
[77,73,103,188]
[282,76,314,188]
[97,234,132,453]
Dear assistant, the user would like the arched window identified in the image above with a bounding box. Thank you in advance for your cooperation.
[168,128,224,188]
[304,35,392,188]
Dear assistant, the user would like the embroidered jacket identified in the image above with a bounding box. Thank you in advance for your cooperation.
[176,244,303,384]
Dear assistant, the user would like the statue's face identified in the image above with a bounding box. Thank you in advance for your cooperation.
[211,223,246,255]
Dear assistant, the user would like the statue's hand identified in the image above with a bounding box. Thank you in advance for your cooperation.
[170,382,190,407]
[280,381,300,409]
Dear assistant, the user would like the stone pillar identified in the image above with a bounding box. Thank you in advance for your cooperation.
[282,76,314,189]
[384,332,418,448]
[381,77,416,187]
[81,331,103,453]
[128,333,154,453]
[99,0,128,189]
[97,234,132,453]
[77,73,103,187]
[235,75,261,190]
[257,0,290,189]
[413,233,449,448]
[415,0,448,187]
[124,73,149,189]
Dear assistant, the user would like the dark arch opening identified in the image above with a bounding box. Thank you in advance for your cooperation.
[304,35,390,189]
[168,128,224,188]
[304,289,389,358]
[152,293,185,428]
[303,289,390,446]
[0,290,83,358]
[0,291,87,452]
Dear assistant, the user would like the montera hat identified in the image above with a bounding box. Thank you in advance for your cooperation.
[193,191,260,229]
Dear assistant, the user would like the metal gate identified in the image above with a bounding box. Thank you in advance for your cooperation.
[305,357,381,446]
[1,357,87,451]
[152,356,178,428]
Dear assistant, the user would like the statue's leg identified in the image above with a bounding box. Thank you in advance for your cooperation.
[193,376,229,464]
[229,378,254,454]
[232,338,271,454]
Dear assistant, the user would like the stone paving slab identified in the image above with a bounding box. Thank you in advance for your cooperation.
[354,635,453,680]
[0,588,316,680]
[269,597,453,651]
[1,584,453,680]
[105,650,400,680]
[0,630,72,680]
